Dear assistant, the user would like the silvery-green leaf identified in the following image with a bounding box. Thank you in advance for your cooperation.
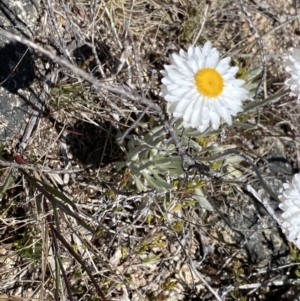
[149,148,160,159]
[231,121,256,129]
[133,174,147,192]
[114,161,126,171]
[138,148,151,160]
[200,129,222,137]
[199,144,235,154]
[244,67,262,82]
[127,138,136,151]
[127,162,143,174]
[183,129,203,137]
[143,129,164,145]
[173,120,221,137]
[193,188,214,211]
[245,83,260,99]
[153,173,175,191]
[155,167,183,177]
[242,89,288,112]
[180,137,202,152]
[153,168,182,177]
[175,124,203,138]
[224,165,243,178]
[148,125,164,135]
[154,162,183,176]
[167,169,185,177]
[141,171,174,193]
[190,142,202,153]
[224,155,244,164]
[131,161,154,172]
[241,68,263,99]
[153,157,182,168]
[127,144,149,161]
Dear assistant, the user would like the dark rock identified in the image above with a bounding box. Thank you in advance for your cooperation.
[206,137,291,267]
[0,0,40,142]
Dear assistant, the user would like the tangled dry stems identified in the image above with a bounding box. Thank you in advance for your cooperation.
[1,0,300,300]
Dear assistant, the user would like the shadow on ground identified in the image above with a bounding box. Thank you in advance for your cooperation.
[66,120,122,168]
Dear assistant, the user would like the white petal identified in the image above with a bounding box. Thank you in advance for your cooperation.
[285,46,300,99]
[202,41,212,58]
[217,57,231,74]
[205,49,220,68]
[279,173,300,250]
[209,110,220,129]
[214,100,232,123]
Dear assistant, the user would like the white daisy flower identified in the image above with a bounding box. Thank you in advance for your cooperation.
[279,173,300,249]
[285,47,300,102]
[160,41,249,132]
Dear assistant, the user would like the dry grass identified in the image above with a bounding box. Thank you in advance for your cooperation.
[1,0,300,300]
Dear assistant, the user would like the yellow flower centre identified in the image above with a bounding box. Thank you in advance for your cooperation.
[195,68,224,97]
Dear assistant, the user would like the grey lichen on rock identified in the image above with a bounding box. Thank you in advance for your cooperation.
[207,137,292,267]
[0,0,40,142]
